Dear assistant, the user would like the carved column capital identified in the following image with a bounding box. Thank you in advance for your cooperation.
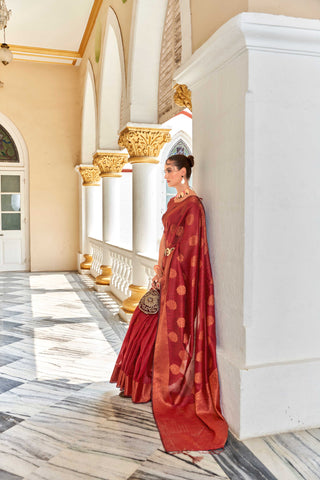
[78,165,101,186]
[93,150,129,178]
[173,84,192,111]
[118,124,171,164]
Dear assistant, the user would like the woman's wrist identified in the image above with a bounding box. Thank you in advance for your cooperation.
[154,264,163,275]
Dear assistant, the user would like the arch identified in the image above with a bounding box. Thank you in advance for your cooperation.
[0,113,29,168]
[98,8,126,149]
[127,0,168,123]
[81,61,97,164]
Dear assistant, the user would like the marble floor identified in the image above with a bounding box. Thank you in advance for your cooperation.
[0,272,319,480]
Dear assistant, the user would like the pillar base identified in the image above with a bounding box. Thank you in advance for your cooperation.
[119,308,133,323]
[95,265,112,285]
[121,284,148,314]
[80,254,92,270]
[94,284,111,293]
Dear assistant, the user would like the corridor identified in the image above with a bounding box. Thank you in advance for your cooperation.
[0,272,319,480]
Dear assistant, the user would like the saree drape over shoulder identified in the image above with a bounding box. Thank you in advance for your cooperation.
[111,196,228,452]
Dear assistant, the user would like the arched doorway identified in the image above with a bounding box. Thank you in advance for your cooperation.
[0,114,29,271]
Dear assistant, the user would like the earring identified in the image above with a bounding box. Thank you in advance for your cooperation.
[181,176,185,185]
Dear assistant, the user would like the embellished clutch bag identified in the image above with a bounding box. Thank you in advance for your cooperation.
[138,288,160,314]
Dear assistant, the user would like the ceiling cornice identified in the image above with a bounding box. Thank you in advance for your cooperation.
[10,0,104,66]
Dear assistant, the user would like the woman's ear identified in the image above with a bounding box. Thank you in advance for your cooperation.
[180,166,187,178]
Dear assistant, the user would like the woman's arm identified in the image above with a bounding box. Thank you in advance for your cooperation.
[152,233,165,288]
[158,233,165,266]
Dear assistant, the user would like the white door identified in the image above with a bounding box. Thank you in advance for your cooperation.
[0,171,28,271]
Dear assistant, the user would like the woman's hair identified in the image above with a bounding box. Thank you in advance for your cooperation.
[166,154,194,179]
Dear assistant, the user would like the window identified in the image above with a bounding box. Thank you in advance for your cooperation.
[1,175,21,231]
[0,125,19,163]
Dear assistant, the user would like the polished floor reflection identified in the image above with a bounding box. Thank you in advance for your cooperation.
[0,272,319,480]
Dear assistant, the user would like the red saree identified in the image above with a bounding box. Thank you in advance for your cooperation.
[111,196,228,452]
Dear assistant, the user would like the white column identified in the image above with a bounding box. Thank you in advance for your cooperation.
[86,185,102,242]
[77,165,101,271]
[118,124,171,315]
[133,163,159,276]
[175,12,320,439]
[93,150,129,288]
[102,177,120,246]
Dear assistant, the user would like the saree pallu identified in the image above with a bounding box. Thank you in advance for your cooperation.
[152,196,228,452]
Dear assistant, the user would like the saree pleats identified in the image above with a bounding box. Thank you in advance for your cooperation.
[110,308,158,403]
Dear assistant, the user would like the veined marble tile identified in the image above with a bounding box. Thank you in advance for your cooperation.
[0,413,24,433]
[0,437,47,477]
[212,433,278,480]
[0,334,23,346]
[0,376,23,394]
[0,469,22,480]
[24,464,109,480]
[0,379,85,419]
[47,447,140,480]
[128,448,229,480]
[0,353,23,367]
[245,430,320,480]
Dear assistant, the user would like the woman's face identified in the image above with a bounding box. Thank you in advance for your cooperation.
[164,161,184,188]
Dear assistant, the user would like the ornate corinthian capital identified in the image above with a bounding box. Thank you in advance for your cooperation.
[78,166,100,186]
[173,84,192,111]
[118,125,171,164]
[93,151,129,177]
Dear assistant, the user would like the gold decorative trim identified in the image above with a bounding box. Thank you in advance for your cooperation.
[78,166,101,186]
[95,265,112,285]
[80,254,93,270]
[121,284,148,313]
[173,84,192,112]
[118,126,171,164]
[79,0,104,57]
[10,45,81,59]
[93,151,129,177]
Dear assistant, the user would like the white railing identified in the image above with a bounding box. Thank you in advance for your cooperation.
[89,238,104,278]
[108,244,133,301]
[88,238,157,303]
[138,253,157,289]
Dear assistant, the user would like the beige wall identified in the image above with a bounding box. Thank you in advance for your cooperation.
[191,0,320,52]
[191,0,248,52]
[248,0,320,18]
[0,61,81,271]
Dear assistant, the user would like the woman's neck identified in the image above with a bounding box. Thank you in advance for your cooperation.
[175,183,189,195]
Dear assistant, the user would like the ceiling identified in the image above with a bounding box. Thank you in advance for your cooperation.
[2,0,100,65]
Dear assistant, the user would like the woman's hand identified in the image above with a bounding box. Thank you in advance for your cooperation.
[151,273,161,290]
[152,264,163,289]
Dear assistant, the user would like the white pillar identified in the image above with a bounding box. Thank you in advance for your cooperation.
[102,177,120,246]
[175,12,320,439]
[93,150,129,287]
[77,165,101,271]
[132,163,159,277]
[86,185,102,243]
[118,124,171,314]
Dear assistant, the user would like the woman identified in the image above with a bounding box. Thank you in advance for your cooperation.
[111,154,228,453]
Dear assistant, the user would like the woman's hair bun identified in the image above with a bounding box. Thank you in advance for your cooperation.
[187,155,194,167]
